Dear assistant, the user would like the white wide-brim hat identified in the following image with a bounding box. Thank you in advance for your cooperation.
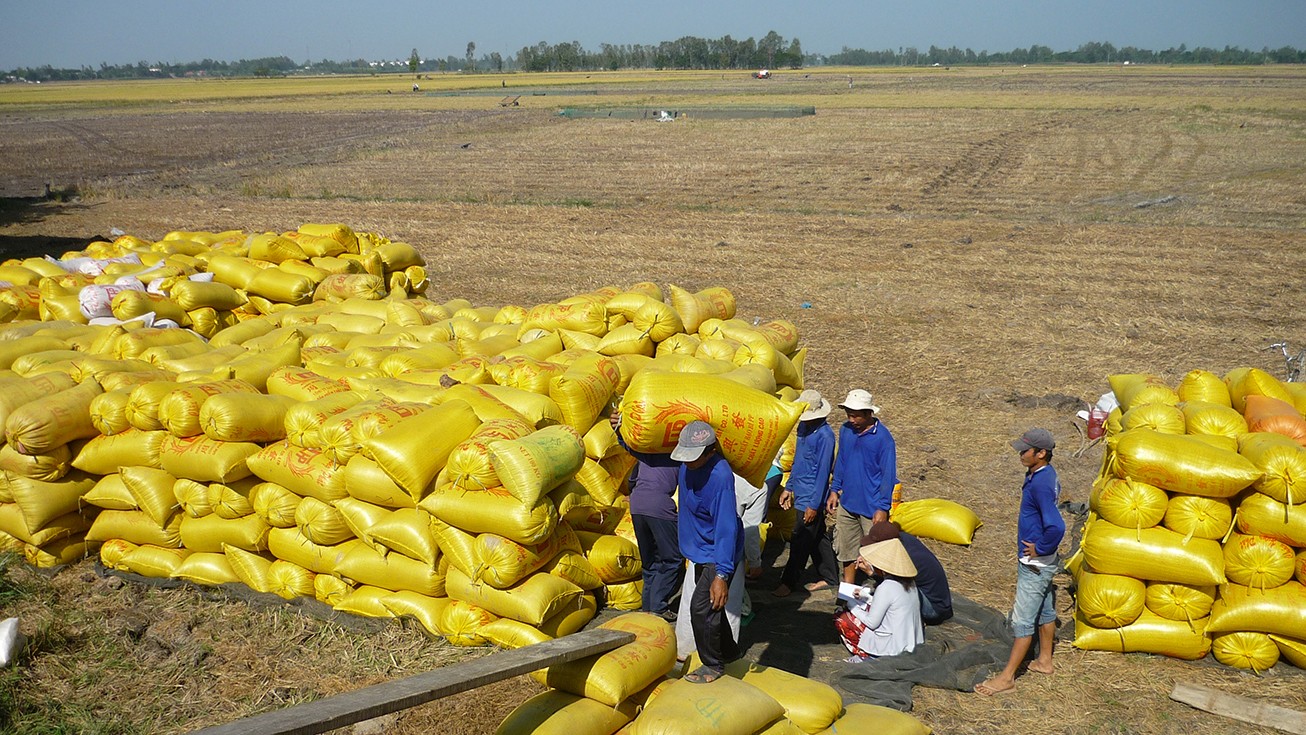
[838,388,881,414]
[797,389,832,421]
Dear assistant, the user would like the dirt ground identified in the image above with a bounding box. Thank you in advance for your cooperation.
[1,66,1304,734]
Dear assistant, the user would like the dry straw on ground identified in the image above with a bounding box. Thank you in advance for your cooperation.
[1,65,1304,734]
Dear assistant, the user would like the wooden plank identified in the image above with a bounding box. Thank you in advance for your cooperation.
[192,628,635,735]
[1170,682,1306,735]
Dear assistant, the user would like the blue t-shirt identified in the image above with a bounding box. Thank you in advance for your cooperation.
[1018,464,1065,557]
[830,420,898,517]
[787,421,835,512]
[678,453,744,577]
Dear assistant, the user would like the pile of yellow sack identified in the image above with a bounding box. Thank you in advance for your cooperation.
[0,225,813,650]
[496,612,931,735]
[1071,369,1306,672]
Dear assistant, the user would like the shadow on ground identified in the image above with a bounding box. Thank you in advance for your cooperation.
[0,194,104,261]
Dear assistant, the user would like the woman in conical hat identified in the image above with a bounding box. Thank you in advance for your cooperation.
[833,538,925,661]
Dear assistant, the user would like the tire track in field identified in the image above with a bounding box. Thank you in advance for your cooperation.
[920,117,1069,198]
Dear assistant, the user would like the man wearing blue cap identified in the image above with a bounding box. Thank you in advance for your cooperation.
[672,419,743,684]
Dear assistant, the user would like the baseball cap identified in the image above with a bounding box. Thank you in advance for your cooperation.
[670,420,717,462]
[797,389,832,421]
[1011,428,1055,452]
[838,389,881,414]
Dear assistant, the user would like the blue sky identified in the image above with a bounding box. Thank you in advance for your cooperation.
[5,0,1304,69]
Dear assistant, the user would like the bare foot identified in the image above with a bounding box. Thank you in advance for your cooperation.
[804,580,832,592]
[772,584,793,598]
[1027,661,1054,675]
[974,677,1016,696]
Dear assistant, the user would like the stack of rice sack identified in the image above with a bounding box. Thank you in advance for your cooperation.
[1072,369,1306,672]
[1,227,817,653]
[496,612,931,735]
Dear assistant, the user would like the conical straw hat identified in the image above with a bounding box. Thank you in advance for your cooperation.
[858,538,917,578]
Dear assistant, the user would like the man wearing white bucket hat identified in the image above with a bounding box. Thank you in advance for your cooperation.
[827,388,898,587]
[773,389,839,598]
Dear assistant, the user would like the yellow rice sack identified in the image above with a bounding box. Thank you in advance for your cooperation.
[667,284,736,334]
[0,373,78,434]
[86,510,182,548]
[1235,492,1306,547]
[84,474,138,511]
[1237,432,1306,505]
[1228,367,1293,413]
[1223,532,1296,589]
[1090,477,1167,530]
[1212,631,1280,673]
[445,565,584,626]
[1082,519,1225,585]
[172,551,240,585]
[1108,429,1262,498]
[367,508,438,565]
[378,590,450,637]
[439,599,499,646]
[266,527,347,575]
[420,484,558,545]
[119,544,191,578]
[249,482,299,528]
[890,498,982,546]
[490,425,587,507]
[331,497,393,553]
[0,443,71,482]
[474,524,580,589]
[200,393,296,443]
[539,592,597,638]
[537,612,676,707]
[159,434,259,484]
[7,472,98,533]
[115,465,183,528]
[1271,634,1306,669]
[1208,581,1306,639]
[365,398,482,501]
[343,455,416,509]
[265,366,349,401]
[245,442,347,502]
[0,504,93,547]
[1144,581,1217,622]
[1107,373,1180,412]
[1182,401,1247,438]
[266,559,316,600]
[180,513,270,553]
[577,530,642,584]
[495,690,638,735]
[284,392,366,448]
[679,655,843,735]
[1076,569,1146,629]
[169,280,247,312]
[429,518,478,577]
[1073,609,1211,660]
[173,478,212,518]
[157,379,261,438]
[223,544,278,593]
[1161,494,1231,540]
[541,549,605,590]
[292,496,352,545]
[548,353,620,432]
[619,370,802,487]
[125,381,186,432]
[625,676,784,735]
[206,476,259,519]
[1121,403,1185,435]
[333,585,397,618]
[247,268,315,305]
[334,541,445,596]
[443,418,536,491]
[319,400,431,464]
[5,379,102,454]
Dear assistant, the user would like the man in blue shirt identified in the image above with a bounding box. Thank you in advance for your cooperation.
[826,389,898,585]
[672,420,743,684]
[975,428,1065,696]
[773,389,839,597]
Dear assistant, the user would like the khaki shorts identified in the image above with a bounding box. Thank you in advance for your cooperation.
[833,505,878,563]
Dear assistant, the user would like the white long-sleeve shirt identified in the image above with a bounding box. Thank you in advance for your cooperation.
[849,578,925,657]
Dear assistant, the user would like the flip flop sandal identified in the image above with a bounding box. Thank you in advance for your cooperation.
[684,666,724,684]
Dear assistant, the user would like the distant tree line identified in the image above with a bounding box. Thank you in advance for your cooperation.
[5,35,1304,83]
[827,41,1306,67]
